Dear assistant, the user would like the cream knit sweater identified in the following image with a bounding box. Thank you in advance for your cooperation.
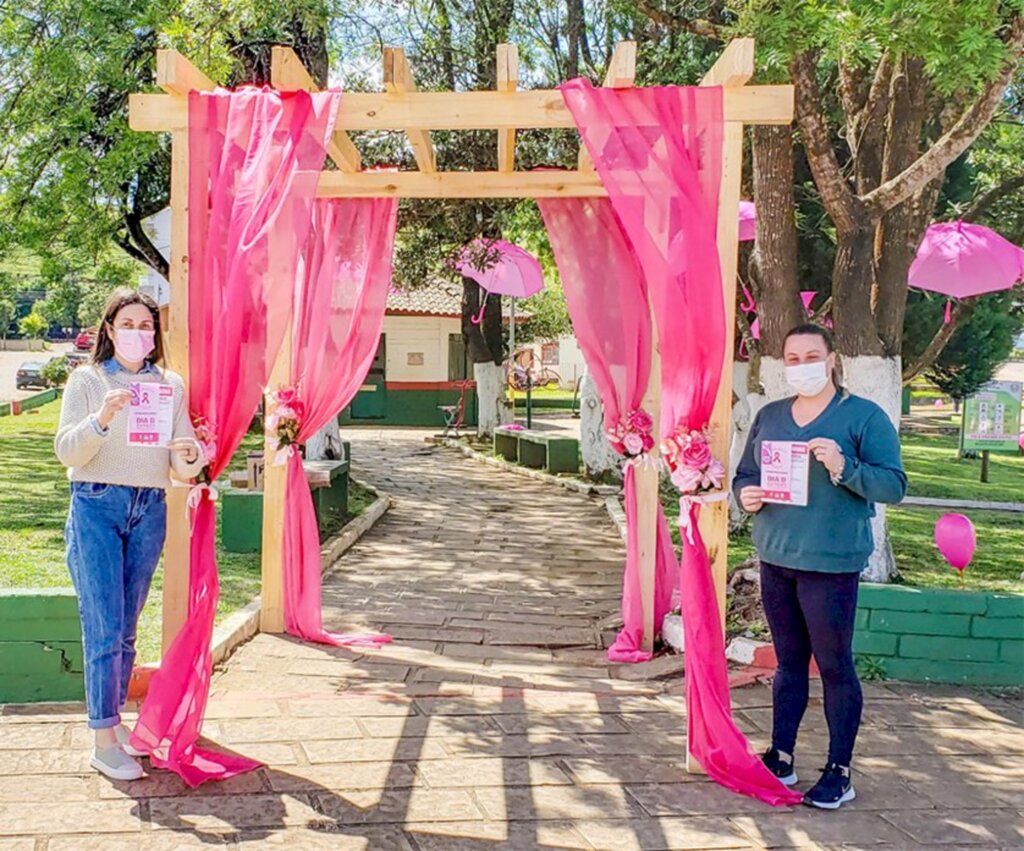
[55,361,204,489]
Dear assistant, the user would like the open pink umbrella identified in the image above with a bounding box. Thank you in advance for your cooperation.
[909,221,1024,300]
[456,238,544,330]
[739,201,756,242]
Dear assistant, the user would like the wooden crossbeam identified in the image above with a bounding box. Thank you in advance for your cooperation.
[701,37,755,87]
[579,41,637,174]
[496,44,519,172]
[270,47,361,173]
[316,169,605,198]
[383,47,436,172]
[130,85,794,133]
[157,48,215,94]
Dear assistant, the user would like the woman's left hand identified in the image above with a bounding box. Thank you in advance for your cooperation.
[169,438,201,465]
[808,437,845,479]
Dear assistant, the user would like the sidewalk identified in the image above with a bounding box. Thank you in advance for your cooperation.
[0,430,1021,849]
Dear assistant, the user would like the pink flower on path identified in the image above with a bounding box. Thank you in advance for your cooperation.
[623,432,645,456]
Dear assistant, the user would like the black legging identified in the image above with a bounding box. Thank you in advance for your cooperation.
[760,562,863,767]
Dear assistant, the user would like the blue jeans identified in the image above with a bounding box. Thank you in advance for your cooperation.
[65,483,167,729]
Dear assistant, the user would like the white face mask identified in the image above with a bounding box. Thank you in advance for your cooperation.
[786,361,830,397]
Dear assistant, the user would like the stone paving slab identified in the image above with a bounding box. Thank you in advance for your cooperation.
[1,430,1022,849]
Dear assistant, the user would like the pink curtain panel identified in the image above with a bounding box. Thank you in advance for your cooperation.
[282,196,398,647]
[562,79,802,807]
[131,88,340,787]
[537,196,675,663]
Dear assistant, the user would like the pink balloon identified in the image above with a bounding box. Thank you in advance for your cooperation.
[934,513,976,571]
[934,399,943,408]
[1019,433,1024,451]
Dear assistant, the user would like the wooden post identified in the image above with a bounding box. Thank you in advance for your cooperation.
[635,310,662,655]
[259,47,316,634]
[154,51,215,655]
[687,38,755,775]
[980,450,990,483]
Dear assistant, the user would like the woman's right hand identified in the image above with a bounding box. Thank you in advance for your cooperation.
[740,486,765,514]
[96,389,132,429]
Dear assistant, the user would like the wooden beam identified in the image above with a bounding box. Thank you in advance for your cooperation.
[383,47,436,173]
[270,46,361,173]
[157,49,216,94]
[158,51,215,657]
[497,44,519,172]
[701,37,755,87]
[130,85,794,133]
[316,169,606,198]
[579,41,637,174]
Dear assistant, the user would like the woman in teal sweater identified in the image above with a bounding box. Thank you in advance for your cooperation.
[733,324,907,810]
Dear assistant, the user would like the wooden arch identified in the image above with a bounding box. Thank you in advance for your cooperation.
[128,40,793,678]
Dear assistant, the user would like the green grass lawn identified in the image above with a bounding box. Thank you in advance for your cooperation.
[0,401,374,663]
[901,432,1023,504]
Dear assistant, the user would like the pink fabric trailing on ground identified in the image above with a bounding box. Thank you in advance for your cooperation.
[282,196,399,647]
[131,88,340,787]
[562,79,802,807]
[537,196,674,662]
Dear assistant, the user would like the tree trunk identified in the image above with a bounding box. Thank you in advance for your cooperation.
[306,417,343,461]
[474,362,510,437]
[842,355,903,583]
[579,369,620,479]
[751,125,802,358]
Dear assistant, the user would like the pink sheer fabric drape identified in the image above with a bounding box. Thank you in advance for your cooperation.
[563,79,802,807]
[282,197,399,645]
[537,197,674,663]
[131,88,340,787]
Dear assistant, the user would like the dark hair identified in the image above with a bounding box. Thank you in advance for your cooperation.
[784,322,835,353]
[92,288,163,365]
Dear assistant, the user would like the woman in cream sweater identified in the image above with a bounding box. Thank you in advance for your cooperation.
[55,289,203,781]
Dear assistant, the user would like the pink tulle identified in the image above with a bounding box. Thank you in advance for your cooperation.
[283,197,398,648]
[131,88,340,787]
[562,79,802,807]
[537,196,674,661]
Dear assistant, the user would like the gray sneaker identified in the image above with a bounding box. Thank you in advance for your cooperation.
[90,745,144,781]
[115,724,146,758]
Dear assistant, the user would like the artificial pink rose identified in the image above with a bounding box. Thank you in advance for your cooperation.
[681,438,712,470]
[291,400,306,420]
[275,406,296,421]
[704,458,725,490]
[628,409,653,433]
[671,464,703,493]
[641,432,655,452]
[623,432,645,456]
[276,388,297,405]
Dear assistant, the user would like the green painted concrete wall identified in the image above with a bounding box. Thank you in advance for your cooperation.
[0,589,84,703]
[341,388,478,428]
[854,584,1023,686]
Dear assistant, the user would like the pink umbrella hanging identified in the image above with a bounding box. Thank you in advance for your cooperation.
[909,221,1024,320]
[456,238,544,325]
[748,290,818,340]
[739,201,756,242]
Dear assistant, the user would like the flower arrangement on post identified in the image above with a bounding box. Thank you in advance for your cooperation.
[190,416,216,487]
[266,388,305,465]
[607,408,655,459]
[660,425,727,543]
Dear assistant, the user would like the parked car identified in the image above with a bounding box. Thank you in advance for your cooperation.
[75,329,97,351]
[65,351,90,370]
[15,362,48,390]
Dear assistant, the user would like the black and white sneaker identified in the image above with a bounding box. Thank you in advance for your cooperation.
[803,763,856,809]
[762,748,798,786]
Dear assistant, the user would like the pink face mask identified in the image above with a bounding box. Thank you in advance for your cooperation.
[112,328,156,363]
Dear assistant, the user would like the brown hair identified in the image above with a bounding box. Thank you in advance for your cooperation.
[92,288,164,365]
[784,322,835,353]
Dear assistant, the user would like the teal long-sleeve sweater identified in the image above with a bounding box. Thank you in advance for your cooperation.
[732,392,907,573]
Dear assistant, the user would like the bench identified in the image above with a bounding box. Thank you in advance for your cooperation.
[494,428,579,474]
[222,455,350,553]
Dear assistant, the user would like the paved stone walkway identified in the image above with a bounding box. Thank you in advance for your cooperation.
[1,429,1022,849]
